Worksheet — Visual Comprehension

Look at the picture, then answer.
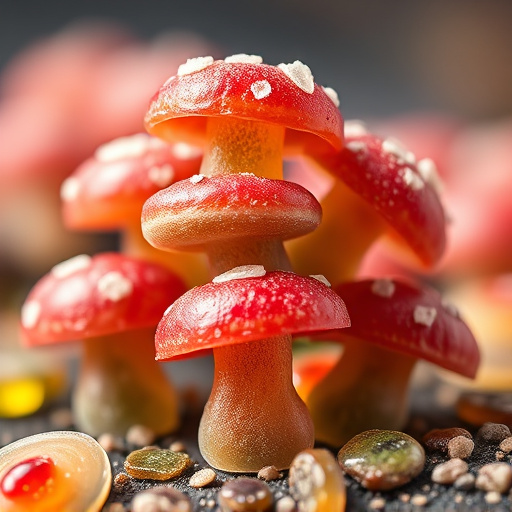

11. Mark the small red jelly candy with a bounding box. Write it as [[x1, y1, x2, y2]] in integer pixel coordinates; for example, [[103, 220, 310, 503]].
[[1, 456, 55, 500]]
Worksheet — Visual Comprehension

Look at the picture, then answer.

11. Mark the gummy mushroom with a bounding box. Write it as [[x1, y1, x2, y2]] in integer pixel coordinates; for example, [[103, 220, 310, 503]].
[[141, 55, 349, 472], [155, 267, 350, 472], [142, 53, 343, 274], [61, 133, 208, 287], [20, 253, 186, 437], [306, 278, 479, 447], [287, 120, 447, 283]]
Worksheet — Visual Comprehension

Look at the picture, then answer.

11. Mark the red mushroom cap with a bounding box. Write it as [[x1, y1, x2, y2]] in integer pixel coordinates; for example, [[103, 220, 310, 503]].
[[142, 173, 322, 251], [21, 253, 186, 345], [327, 278, 480, 378], [145, 56, 343, 157], [329, 126, 447, 267], [61, 134, 202, 230], [155, 268, 350, 361]]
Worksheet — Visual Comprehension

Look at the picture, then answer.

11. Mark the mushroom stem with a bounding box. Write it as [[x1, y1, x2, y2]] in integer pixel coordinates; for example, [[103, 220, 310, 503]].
[[199, 335, 314, 472], [307, 341, 416, 447], [73, 327, 180, 437], [208, 239, 292, 275], [121, 224, 208, 288], [200, 117, 285, 178], [287, 178, 386, 283]]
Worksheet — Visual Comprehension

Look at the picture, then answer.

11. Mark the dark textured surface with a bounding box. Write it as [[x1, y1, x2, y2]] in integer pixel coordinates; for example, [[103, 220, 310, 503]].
[[2, 374, 512, 511]]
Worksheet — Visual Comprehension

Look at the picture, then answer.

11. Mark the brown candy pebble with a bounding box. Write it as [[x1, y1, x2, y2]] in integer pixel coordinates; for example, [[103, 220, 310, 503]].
[[485, 491, 502, 504], [257, 465, 282, 481], [126, 425, 157, 447], [104, 504, 126, 512], [476, 423, 511, 444], [218, 478, 273, 512], [131, 486, 192, 512], [98, 432, 124, 452], [422, 428, 472, 453], [499, 436, 512, 453], [476, 463, 512, 493], [431, 458, 468, 484], [410, 494, 428, 507], [447, 436, 474, 459], [453, 473, 475, 491], [275, 496, 297, 512], [189, 468, 217, 488]]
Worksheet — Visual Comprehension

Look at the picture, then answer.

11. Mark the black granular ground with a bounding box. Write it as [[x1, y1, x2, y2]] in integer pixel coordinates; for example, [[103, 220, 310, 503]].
[[2, 379, 512, 511]]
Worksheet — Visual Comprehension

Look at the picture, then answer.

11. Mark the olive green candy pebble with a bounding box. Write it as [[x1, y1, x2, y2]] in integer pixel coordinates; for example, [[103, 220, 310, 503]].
[[124, 448, 192, 480], [337, 429, 425, 491]]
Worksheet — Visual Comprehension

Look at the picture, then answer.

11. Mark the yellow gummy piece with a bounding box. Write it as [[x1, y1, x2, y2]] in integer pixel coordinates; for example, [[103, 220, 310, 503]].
[[0, 377, 45, 418]]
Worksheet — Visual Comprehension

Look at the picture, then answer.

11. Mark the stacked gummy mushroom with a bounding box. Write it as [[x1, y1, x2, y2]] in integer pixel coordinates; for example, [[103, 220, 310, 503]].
[[141, 54, 351, 472]]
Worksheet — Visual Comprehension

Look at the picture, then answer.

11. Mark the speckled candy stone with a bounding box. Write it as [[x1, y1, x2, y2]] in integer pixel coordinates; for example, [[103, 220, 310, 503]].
[[337, 430, 425, 491]]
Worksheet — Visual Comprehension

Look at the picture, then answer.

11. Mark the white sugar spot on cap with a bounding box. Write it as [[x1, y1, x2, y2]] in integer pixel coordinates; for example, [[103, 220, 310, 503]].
[[224, 54, 263, 64], [346, 140, 367, 153], [344, 120, 368, 138], [190, 174, 205, 184], [213, 265, 266, 283], [277, 61, 315, 94], [417, 158, 444, 194], [250, 80, 272, 100], [60, 177, 80, 202], [441, 298, 460, 318], [309, 274, 331, 287], [401, 167, 425, 191], [177, 56, 214, 76], [52, 255, 92, 279], [413, 305, 437, 327], [97, 271, 133, 302], [147, 137, 168, 150], [371, 279, 396, 298], [382, 137, 416, 165], [172, 142, 202, 160], [148, 163, 174, 188], [21, 300, 41, 329], [322, 86, 340, 107], [95, 134, 152, 163]]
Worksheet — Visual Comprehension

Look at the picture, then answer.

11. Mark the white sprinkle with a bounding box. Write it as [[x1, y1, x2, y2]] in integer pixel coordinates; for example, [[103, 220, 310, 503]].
[[213, 265, 266, 283], [441, 298, 460, 318], [95, 134, 153, 163], [309, 274, 331, 287], [224, 53, 263, 64], [322, 86, 340, 107], [401, 167, 425, 191], [172, 142, 202, 160], [97, 271, 133, 302], [414, 305, 437, 327], [52, 255, 92, 279], [371, 279, 396, 298], [417, 158, 444, 194], [382, 137, 416, 165], [60, 177, 80, 202], [21, 300, 42, 329], [177, 56, 214, 76], [148, 163, 174, 188], [251, 80, 272, 99], [190, 174, 205, 184], [277, 60, 315, 94], [276, 496, 296, 512], [344, 120, 368, 138], [346, 140, 367, 153]]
